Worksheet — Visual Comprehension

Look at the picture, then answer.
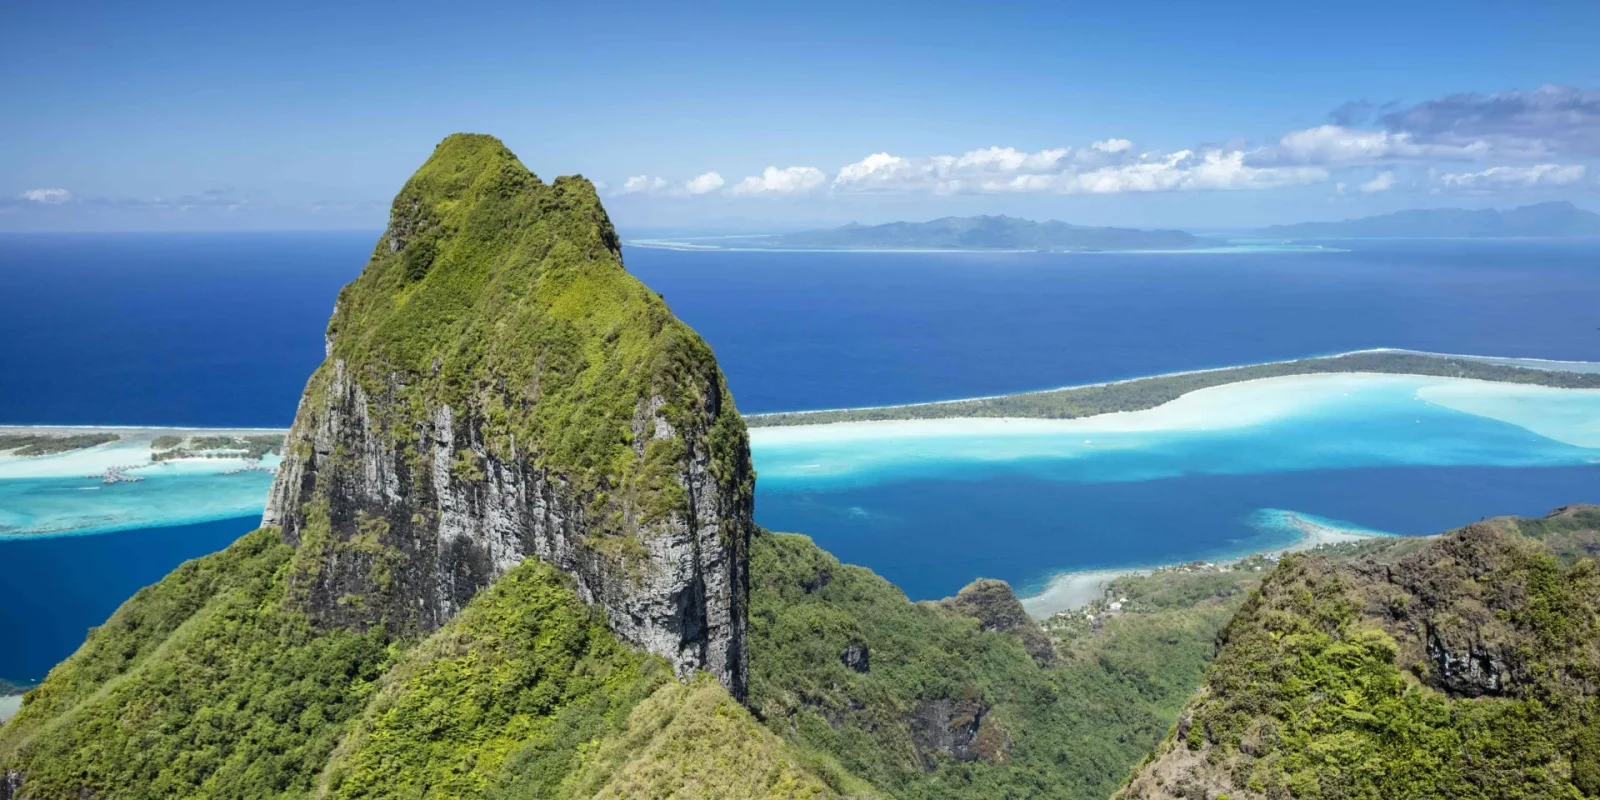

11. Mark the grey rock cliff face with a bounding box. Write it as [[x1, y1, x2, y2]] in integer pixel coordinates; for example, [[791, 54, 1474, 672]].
[[263, 358, 752, 700]]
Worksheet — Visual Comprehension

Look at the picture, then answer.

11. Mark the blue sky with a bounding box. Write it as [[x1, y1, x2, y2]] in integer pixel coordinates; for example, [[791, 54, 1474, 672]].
[[3, 0, 1598, 231]]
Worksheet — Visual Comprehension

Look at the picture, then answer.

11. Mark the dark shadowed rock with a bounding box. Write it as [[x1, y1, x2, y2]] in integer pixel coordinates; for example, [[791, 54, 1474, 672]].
[[938, 578, 1055, 664], [840, 641, 870, 673]]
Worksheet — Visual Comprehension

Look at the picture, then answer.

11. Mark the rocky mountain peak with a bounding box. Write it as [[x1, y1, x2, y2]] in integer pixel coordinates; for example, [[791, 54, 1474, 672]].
[[263, 133, 754, 698]]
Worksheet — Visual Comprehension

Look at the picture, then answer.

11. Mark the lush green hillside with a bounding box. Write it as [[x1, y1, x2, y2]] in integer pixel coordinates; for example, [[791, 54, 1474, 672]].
[[1117, 507, 1600, 800], [748, 530, 1250, 800], [0, 530, 837, 800]]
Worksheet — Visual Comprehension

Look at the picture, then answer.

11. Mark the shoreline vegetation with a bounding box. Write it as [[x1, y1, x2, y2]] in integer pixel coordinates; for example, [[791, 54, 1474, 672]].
[[6, 350, 1600, 449], [745, 349, 1600, 427], [0, 427, 290, 459], [0, 433, 120, 456], [1018, 511, 1397, 619]]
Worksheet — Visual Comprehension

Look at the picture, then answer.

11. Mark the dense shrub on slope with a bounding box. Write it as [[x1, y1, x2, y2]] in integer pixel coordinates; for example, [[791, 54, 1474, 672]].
[[748, 531, 1246, 800], [0, 531, 838, 800], [1117, 510, 1600, 800]]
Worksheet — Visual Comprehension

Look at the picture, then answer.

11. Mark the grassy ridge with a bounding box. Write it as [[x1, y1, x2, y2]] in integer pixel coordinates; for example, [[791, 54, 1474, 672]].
[[746, 351, 1600, 427]]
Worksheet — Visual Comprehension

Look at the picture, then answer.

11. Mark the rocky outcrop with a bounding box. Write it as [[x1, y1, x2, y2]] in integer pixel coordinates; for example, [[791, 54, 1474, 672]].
[[938, 578, 1055, 664], [908, 688, 1011, 767], [839, 641, 870, 673], [909, 695, 986, 764], [262, 134, 753, 699], [1115, 518, 1600, 799]]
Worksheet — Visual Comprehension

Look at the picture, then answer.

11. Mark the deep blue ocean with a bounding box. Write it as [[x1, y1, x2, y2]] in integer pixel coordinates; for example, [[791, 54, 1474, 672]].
[[2, 232, 1599, 683]]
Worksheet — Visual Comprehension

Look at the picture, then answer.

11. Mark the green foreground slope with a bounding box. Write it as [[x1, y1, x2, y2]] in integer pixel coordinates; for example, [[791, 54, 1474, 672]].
[[1117, 507, 1600, 800], [0, 529, 837, 800]]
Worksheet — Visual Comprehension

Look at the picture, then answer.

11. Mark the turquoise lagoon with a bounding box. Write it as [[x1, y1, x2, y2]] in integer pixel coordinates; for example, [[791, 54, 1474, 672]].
[[0, 432, 282, 539], [3, 372, 1599, 682], [749, 373, 1600, 602]]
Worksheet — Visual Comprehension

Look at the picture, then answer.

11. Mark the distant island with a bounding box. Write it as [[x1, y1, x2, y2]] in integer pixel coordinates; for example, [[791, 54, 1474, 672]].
[[748, 215, 1203, 251], [1259, 201, 1600, 239]]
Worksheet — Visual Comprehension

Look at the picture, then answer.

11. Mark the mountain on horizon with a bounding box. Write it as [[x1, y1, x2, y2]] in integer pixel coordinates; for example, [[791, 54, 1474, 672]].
[[1260, 201, 1600, 239], [759, 214, 1202, 251]]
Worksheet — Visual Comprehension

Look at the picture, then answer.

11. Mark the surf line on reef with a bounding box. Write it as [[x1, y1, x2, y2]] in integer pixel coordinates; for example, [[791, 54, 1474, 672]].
[[1017, 509, 1401, 620]]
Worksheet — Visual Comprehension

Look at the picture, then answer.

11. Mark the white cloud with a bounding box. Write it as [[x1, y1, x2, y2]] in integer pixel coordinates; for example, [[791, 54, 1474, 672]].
[[832, 146, 1326, 195], [618, 173, 724, 197], [831, 147, 1080, 194], [833, 153, 923, 191], [1091, 138, 1133, 153], [1434, 163, 1587, 190], [728, 166, 827, 196], [1360, 171, 1396, 193], [1271, 125, 1490, 165], [619, 175, 670, 195], [684, 171, 725, 196], [946, 146, 1071, 172], [21, 188, 72, 204]]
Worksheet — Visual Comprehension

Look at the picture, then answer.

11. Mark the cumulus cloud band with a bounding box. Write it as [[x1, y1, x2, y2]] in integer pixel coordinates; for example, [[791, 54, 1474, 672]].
[[729, 166, 826, 196], [21, 188, 72, 204]]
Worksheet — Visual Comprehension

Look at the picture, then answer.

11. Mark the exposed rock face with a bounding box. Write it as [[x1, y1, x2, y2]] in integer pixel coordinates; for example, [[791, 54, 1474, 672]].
[[909, 694, 987, 765], [938, 578, 1055, 664], [263, 134, 753, 699], [908, 689, 1010, 767], [839, 641, 870, 673], [0, 770, 20, 800]]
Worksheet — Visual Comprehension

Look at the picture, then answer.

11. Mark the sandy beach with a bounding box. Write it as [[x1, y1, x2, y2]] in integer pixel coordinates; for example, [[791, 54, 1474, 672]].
[[1018, 510, 1386, 619], [0, 694, 21, 723]]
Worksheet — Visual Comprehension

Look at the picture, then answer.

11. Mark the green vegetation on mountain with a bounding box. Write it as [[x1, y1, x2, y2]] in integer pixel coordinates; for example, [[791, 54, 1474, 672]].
[[0, 529, 832, 800], [759, 215, 1200, 251], [1260, 201, 1600, 239], [316, 133, 739, 495], [747, 531, 1247, 800], [0, 529, 391, 799], [746, 350, 1600, 427], [0, 432, 119, 456], [0, 134, 780, 799], [1117, 506, 1600, 800]]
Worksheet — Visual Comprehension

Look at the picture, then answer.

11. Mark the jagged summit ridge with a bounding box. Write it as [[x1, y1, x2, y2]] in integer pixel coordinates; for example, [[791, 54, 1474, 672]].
[[263, 134, 754, 697]]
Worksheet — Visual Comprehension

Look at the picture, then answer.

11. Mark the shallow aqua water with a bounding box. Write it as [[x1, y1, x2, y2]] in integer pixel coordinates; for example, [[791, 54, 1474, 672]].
[[750, 375, 1600, 489], [0, 436, 280, 539], [748, 374, 1600, 600]]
